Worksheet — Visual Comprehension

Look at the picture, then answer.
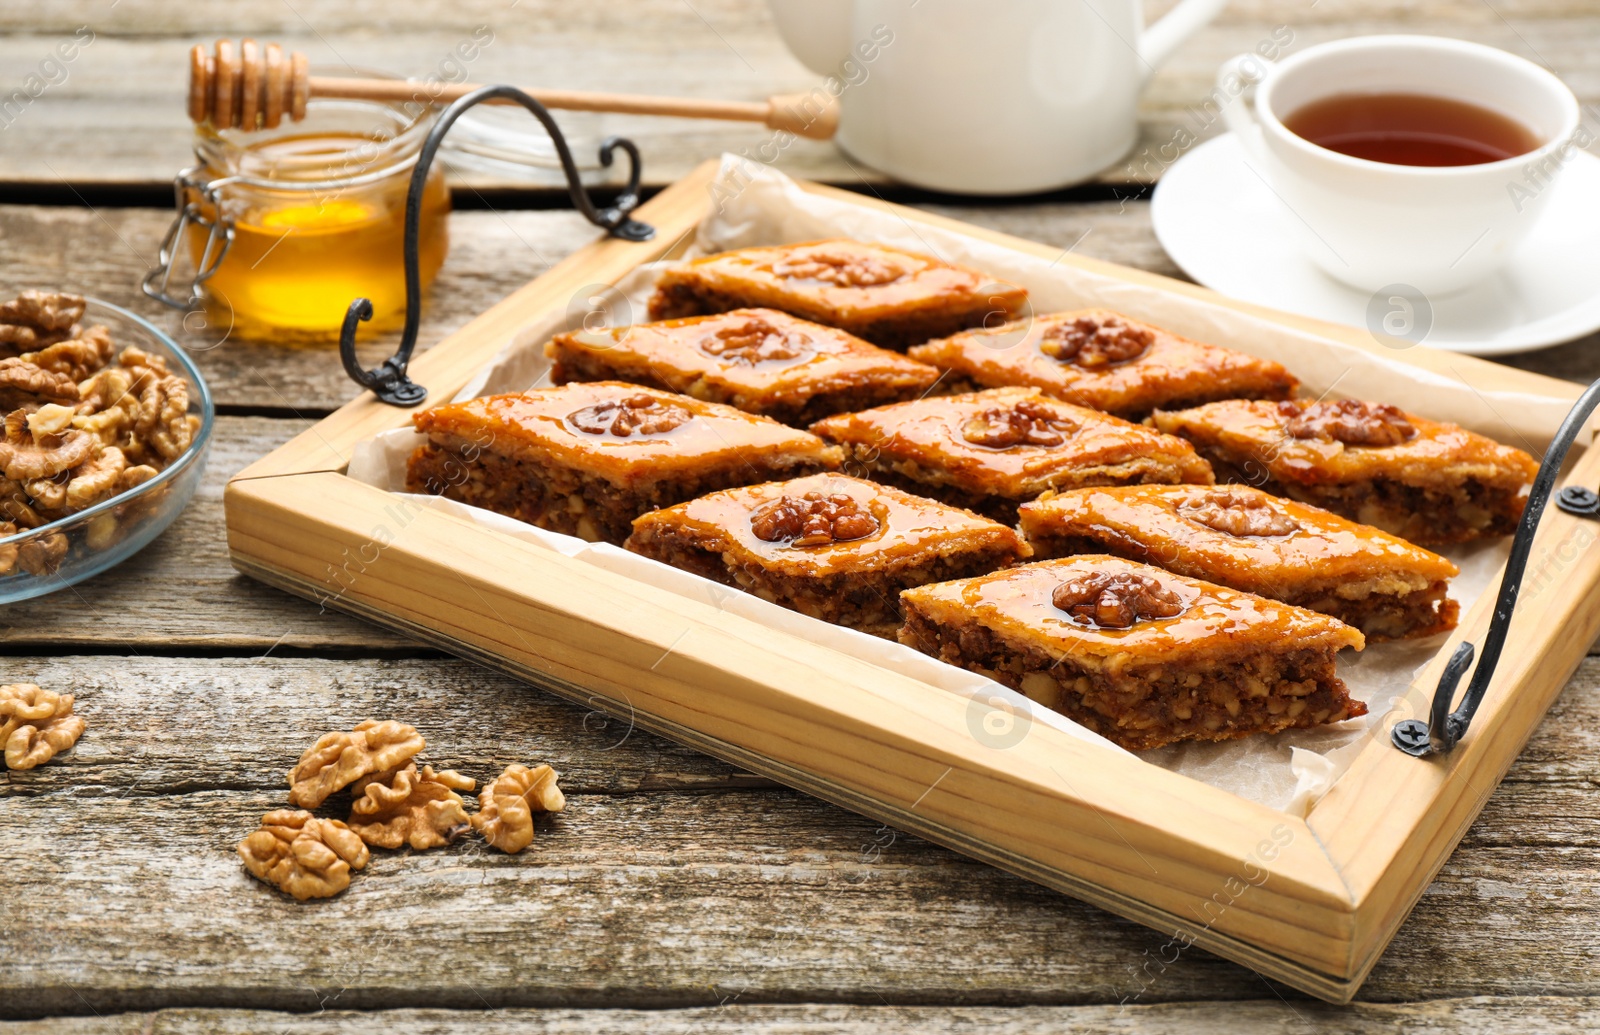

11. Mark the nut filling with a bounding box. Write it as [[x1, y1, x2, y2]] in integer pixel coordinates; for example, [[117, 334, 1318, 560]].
[[567, 394, 693, 437], [961, 399, 1077, 449], [1040, 316, 1154, 367], [899, 608, 1366, 752], [1180, 489, 1300, 538], [751, 491, 880, 547], [772, 249, 906, 288], [696, 317, 812, 366], [1052, 571, 1186, 629], [1279, 399, 1416, 446]]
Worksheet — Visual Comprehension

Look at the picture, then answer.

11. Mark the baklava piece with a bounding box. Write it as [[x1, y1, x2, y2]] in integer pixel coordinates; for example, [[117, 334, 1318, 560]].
[[907, 309, 1298, 418], [898, 555, 1367, 751], [1019, 485, 1459, 641], [546, 308, 942, 426], [406, 382, 842, 544], [625, 473, 1029, 638], [809, 386, 1213, 523], [1151, 399, 1540, 546], [647, 239, 1029, 350]]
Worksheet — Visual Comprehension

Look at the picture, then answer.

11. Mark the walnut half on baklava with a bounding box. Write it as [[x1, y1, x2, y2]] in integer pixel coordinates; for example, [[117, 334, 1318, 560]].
[[908, 309, 1298, 418], [1151, 399, 1540, 546], [545, 308, 942, 426], [1019, 485, 1460, 641], [625, 473, 1029, 638], [898, 555, 1367, 751], [647, 239, 1029, 350], [405, 382, 842, 544], [809, 387, 1214, 523]]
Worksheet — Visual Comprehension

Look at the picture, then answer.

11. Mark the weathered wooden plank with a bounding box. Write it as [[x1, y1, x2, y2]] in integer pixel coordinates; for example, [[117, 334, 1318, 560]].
[[0, 416, 411, 651], [0, 27, 843, 190], [3, 203, 1592, 415], [9, 998, 1600, 1035], [0, 3, 1594, 189], [2, 789, 1597, 1014], [1497, 338, 1600, 387], [0, 657, 750, 796], [12, 0, 1598, 36], [0, 655, 1595, 1015], [0, 786, 1263, 1014]]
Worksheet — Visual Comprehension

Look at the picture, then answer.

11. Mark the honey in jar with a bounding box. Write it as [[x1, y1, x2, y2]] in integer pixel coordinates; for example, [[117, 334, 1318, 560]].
[[164, 98, 449, 343]]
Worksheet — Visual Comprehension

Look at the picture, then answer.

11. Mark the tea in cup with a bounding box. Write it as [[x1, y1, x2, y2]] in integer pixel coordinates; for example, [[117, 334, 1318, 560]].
[[1218, 35, 1583, 296]]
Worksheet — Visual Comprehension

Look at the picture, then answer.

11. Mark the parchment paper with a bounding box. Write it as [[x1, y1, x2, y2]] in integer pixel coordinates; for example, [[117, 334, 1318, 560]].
[[350, 155, 1574, 814]]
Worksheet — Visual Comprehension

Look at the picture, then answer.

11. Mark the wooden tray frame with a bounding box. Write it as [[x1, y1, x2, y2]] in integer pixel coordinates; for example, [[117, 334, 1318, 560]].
[[225, 161, 1600, 1003]]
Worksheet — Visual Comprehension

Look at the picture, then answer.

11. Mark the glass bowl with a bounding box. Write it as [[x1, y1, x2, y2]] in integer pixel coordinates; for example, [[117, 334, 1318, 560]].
[[0, 298, 215, 604]]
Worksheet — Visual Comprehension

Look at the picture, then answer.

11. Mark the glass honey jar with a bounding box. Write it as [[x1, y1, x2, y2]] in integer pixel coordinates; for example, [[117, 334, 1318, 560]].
[[146, 97, 449, 343]]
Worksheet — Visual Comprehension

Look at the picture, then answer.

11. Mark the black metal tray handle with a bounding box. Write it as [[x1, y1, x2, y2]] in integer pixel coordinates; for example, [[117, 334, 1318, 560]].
[[340, 85, 655, 407], [1392, 375, 1600, 756]]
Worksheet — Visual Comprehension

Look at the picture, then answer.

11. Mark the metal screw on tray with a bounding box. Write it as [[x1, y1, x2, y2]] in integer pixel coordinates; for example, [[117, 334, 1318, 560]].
[[1391, 375, 1600, 757], [1390, 720, 1432, 756], [1556, 485, 1600, 516]]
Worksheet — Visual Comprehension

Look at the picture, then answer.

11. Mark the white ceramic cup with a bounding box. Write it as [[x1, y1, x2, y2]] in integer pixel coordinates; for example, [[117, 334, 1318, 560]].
[[1218, 35, 1581, 296]]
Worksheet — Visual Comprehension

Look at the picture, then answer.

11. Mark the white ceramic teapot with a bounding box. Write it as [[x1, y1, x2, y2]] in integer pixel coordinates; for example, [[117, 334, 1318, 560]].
[[769, 0, 1227, 194]]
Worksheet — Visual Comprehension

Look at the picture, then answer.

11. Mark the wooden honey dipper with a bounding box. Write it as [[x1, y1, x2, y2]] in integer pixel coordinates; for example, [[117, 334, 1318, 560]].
[[188, 39, 840, 141]]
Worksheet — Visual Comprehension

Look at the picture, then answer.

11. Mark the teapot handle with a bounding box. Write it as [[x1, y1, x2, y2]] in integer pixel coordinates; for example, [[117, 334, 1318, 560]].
[[1139, 0, 1229, 80]]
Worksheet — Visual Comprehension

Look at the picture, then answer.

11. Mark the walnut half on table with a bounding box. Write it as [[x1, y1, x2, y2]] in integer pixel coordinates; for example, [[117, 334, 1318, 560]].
[[347, 762, 476, 850], [286, 719, 426, 809], [474, 763, 567, 854], [0, 682, 86, 770], [238, 810, 371, 901]]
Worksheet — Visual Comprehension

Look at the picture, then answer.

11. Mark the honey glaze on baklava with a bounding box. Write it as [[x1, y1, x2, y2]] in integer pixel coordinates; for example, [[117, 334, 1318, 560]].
[[625, 473, 1028, 638], [647, 239, 1029, 350], [898, 555, 1367, 751], [1151, 398, 1539, 546], [1019, 484, 1460, 641], [810, 386, 1213, 523], [546, 308, 941, 426], [908, 309, 1298, 417], [405, 382, 842, 544]]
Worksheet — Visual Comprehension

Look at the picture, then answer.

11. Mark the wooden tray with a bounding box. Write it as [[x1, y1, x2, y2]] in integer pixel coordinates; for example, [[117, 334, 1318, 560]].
[[224, 161, 1600, 1002]]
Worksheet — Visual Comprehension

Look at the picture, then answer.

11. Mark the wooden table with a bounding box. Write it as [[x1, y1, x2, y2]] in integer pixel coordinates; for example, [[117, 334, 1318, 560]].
[[4, 2, 1599, 1031]]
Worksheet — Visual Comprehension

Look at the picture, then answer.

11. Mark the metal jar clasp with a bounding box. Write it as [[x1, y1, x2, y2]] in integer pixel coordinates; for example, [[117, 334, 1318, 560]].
[[142, 165, 237, 310]]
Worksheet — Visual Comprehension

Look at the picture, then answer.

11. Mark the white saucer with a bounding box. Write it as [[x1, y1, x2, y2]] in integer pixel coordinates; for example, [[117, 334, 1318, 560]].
[[1151, 133, 1600, 356]]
